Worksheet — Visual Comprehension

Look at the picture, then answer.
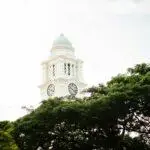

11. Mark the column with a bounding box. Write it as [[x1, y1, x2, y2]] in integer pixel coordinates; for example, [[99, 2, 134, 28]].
[[42, 63, 48, 83]]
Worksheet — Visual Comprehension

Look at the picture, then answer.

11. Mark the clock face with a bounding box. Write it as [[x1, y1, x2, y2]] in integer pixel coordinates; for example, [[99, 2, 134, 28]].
[[68, 83, 78, 96], [47, 84, 55, 96]]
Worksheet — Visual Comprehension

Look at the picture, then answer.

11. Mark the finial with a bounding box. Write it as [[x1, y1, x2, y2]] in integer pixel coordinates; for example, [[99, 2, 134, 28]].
[[60, 33, 64, 36]]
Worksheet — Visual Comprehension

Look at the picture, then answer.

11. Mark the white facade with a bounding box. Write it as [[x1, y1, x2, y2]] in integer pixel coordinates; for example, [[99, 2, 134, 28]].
[[39, 34, 87, 100]]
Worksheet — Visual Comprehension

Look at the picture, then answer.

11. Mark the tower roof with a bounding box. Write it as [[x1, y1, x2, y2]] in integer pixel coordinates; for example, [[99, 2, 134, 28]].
[[52, 33, 73, 49]]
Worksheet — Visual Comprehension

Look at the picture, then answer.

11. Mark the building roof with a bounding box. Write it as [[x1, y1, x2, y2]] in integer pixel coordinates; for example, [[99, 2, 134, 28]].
[[52, 33, 72, 48]]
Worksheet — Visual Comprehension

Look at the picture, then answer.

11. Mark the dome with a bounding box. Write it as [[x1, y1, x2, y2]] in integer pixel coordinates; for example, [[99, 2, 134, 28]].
[[52, 33, 73, 49]]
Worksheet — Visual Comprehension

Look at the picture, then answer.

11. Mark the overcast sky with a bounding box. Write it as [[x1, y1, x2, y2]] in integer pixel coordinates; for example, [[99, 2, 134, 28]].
[[0, 0, 150, 121]]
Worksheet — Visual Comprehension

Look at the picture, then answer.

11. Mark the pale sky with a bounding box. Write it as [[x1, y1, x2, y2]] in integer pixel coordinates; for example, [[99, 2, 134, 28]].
[[0, 0, 150, 121]]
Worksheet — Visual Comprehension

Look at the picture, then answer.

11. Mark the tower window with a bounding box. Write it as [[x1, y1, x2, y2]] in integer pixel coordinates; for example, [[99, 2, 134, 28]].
[[53, 65, 55, 76], [68, 63, 70, 76], [64, 63, 67, 74], [72, 64, 74, 76]]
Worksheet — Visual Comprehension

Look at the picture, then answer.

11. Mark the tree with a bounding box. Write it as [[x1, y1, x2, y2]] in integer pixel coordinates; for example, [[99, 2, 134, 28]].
[[0, 121, 18, 150], [12, 63, 150, 149]]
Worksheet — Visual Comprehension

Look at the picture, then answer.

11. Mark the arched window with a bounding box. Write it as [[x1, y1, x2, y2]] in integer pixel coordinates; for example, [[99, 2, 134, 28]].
[[72, 64, 74, 76], [53, 64, 55, 76], [64, 63, 67, 74], [68, 63, 70, 75]]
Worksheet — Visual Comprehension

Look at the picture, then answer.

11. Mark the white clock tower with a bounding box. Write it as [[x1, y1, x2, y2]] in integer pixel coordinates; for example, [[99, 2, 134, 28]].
[[39, 34, 87, 100]]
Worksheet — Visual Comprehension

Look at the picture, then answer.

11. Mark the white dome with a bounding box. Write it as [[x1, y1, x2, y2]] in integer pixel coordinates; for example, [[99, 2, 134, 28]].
[[52, 34, 73, 49]]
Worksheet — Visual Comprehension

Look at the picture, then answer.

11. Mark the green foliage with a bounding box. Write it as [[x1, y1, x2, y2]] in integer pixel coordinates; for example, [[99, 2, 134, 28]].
[[0, 121, 18, 150], [12, 63, 150, 150], [127, 63, 150, 75]]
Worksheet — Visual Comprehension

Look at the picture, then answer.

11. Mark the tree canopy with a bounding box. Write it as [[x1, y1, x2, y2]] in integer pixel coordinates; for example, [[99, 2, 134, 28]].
[[8, 63, 150, 149]]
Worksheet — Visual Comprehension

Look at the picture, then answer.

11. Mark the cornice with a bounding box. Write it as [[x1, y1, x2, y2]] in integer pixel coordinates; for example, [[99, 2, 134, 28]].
[[41, 55, 81, 65]]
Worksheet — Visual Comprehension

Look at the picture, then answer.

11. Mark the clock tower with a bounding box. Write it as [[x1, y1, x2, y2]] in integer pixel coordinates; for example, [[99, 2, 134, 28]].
[[39, 34, 87, 100]]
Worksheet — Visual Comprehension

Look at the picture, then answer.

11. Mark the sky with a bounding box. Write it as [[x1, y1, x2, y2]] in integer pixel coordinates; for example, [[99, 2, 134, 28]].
[[0, 0, 150, 121]]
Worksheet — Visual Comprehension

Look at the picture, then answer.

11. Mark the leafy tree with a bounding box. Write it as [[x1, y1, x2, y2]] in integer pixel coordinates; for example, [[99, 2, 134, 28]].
[[12, 63, 150, 150], [0, 121, 18, 150]]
